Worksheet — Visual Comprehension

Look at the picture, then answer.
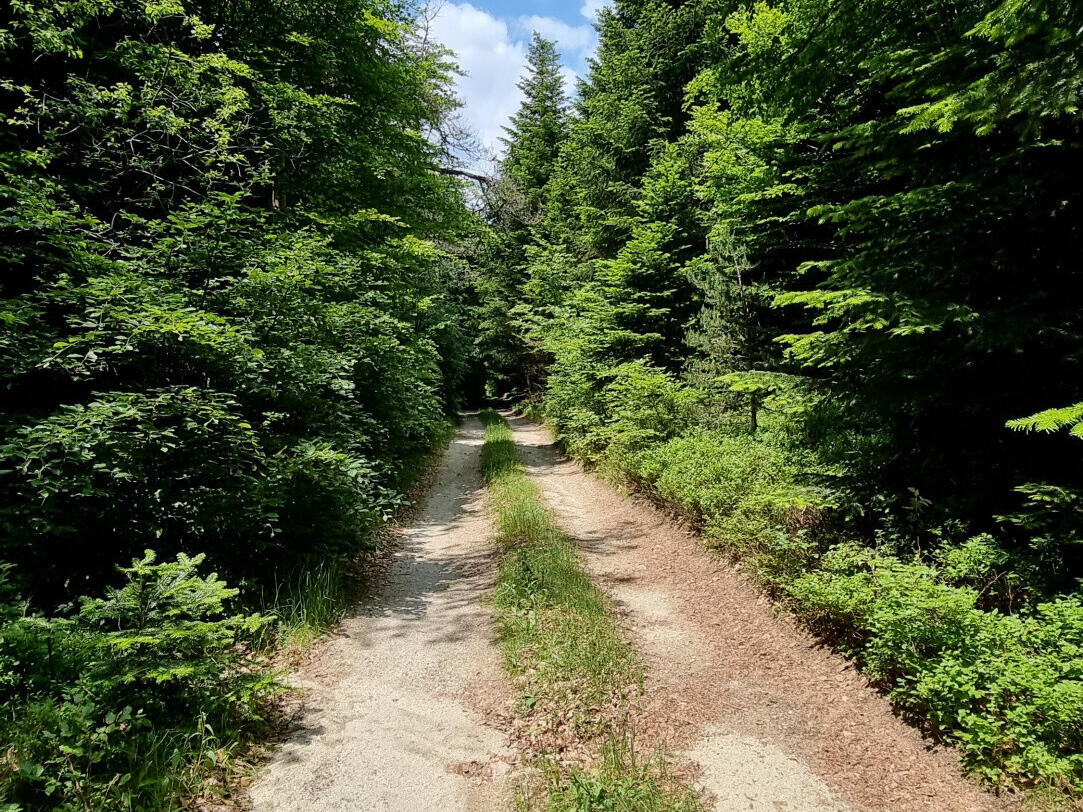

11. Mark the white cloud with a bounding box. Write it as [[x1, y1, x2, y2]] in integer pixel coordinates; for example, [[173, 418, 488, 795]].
[[429, 2, 613, 169], [519, 15, 595, 51], [429, 3, 526, 162], [580, 0, 612, 22], [560, 66, 581, 98]]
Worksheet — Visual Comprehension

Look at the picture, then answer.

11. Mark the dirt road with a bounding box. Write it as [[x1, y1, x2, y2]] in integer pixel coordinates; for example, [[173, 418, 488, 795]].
[[248, 415, 512, 811], [506, 413, 1011, 812], [247, 412, 1014, 812]]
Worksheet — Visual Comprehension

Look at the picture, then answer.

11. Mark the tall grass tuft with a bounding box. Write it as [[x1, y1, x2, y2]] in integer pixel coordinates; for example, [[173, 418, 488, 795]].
[[258, 561, 351, 650]]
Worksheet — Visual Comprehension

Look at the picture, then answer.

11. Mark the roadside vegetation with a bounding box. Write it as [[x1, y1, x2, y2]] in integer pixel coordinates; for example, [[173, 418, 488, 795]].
[[0, 1, 480, 807], [480, 409, 700, 811], [481, 0, 1083, 800]]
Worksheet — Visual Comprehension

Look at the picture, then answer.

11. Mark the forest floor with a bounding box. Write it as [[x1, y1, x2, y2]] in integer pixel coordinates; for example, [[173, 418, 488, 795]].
[[245, 412, 1017, 811]]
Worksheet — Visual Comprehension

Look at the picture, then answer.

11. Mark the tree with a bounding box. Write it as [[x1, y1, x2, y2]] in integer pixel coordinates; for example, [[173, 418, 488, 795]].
[[501, 33, 569, 215], [477, 33, 569, 395], [529, 0, 712, 433], [0, 0, 479, 604]]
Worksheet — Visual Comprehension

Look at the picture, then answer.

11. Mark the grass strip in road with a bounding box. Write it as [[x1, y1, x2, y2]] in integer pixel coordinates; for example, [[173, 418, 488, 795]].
[[479, 409, 700, 811]]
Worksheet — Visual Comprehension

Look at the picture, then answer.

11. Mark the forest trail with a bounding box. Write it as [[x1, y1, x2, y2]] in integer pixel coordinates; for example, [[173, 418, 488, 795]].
[[248, 415, 513, 812], [505, 413, 1013, 812]]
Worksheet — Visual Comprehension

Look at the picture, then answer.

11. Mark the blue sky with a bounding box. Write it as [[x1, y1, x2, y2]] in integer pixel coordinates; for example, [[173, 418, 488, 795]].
[[428, 1, 610, 166]]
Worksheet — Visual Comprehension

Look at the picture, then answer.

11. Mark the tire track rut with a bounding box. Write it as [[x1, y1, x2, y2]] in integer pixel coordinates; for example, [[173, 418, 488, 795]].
[[249, 415, 513, 811], [506, 412, 1012, 812]]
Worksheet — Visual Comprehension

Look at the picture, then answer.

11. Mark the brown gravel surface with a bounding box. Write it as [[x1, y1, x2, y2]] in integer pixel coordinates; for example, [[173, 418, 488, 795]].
[[506, 412, 1018, 812], [247, 415, 514, 812]]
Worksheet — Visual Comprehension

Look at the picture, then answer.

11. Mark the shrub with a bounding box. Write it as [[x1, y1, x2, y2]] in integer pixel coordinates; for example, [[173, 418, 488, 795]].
[[0, 552, 277, 810], [596, 362, 701, 466], [787, 546, 1083, 789], [630, 429, 829, 582], [0, 389, 272, 604]]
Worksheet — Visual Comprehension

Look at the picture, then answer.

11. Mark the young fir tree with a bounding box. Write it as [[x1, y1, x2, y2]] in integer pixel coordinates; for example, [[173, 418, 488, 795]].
[[540, 0, 708, 260]]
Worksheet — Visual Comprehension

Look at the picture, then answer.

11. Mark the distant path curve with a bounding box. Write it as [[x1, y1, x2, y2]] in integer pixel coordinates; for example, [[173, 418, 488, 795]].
[[248, 415, 512, 812], [506, 412, 1014, 812]]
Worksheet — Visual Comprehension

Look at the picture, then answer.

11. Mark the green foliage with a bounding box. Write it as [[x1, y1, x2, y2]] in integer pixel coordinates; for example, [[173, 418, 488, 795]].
[[541, 361, 700, 466], [502, 34, 570, 215], [718, 0, 1082, 521], [487, 0, 1083, 794], [788, 546, 1083, 789], [638, 429, 824, 568], [1008, 403, 1083, 440], [1, 0, 478, 605], [1, 0, 478, 804], [0, 552, 277, 809], [477, 34, 569, 395], [2, 389, 271, 595]]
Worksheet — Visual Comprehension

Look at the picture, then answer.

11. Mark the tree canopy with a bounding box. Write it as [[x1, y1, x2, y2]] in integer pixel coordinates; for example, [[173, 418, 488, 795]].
[[482, 0, 1083, 792]]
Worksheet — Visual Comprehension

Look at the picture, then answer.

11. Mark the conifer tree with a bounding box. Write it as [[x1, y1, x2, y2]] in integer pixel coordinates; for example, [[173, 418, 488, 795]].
[[526, 0, 711, 423], [501, 33, 569, 217], [477, 33, 568, 394]]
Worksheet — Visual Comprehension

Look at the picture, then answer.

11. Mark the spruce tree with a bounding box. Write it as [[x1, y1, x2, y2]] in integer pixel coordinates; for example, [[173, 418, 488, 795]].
[[477, 33, 568, 394], [501, 33, 569, 217]]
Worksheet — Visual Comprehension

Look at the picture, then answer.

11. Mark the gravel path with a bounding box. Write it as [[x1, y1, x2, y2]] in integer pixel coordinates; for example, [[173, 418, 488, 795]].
[[506, 413, 1015, 812], [248, 415, 513, 812]]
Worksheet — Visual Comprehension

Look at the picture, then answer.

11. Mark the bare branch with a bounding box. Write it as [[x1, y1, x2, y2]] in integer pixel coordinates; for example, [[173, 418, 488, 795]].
[[436, 165, 494, 186]]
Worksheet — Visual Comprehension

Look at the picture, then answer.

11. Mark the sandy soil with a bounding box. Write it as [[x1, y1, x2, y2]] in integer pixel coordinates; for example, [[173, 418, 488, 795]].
[[247, 415, 513, 812], [506, 412, 1017, 812]]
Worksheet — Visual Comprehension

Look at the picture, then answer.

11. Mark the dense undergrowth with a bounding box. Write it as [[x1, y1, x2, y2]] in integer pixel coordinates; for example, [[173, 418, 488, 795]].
[[0, 0, 481, 807], [0, 553, 276, 810], [0, 419, 454, 811], [480, 410, 700, 812]]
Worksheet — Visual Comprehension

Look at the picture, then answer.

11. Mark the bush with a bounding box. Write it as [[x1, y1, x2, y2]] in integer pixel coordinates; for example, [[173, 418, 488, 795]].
[[0, 552, 277, 810], [787, 546, 1083, 788], [631, 429, 829, 582], [0, 390, 276, 600], [595, 362, 701, 466]]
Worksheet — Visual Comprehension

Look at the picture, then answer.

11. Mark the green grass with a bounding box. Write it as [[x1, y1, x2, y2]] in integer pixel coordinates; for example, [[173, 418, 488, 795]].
[[480, 409, 701, 811], [261, 417, 461, 652], [542, 730, 702, 812], [397, 416, 458, 489], [256, 561, 352, 651], [481, 409, 639, 713]]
